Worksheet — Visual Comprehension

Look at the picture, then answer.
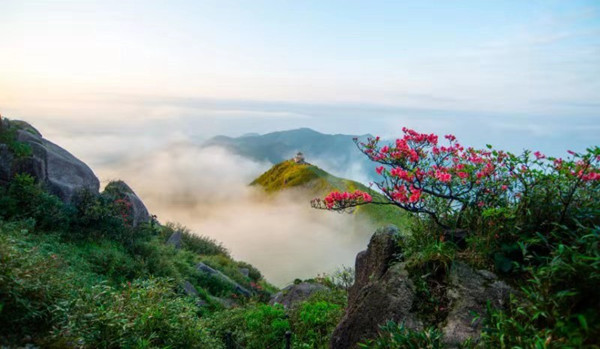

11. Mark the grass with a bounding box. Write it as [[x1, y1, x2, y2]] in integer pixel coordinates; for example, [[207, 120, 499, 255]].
[[252, 160, 411, 228]]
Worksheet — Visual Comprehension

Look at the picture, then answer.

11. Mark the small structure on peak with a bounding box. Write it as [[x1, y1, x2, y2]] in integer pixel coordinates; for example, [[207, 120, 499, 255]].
[[293, 152, 306, 164]]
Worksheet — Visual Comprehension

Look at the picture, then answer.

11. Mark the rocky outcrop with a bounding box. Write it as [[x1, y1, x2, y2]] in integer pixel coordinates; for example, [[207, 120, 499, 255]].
[[331, 225, 514, 349], [103, 180, 150, 227], [196, 262, 251, 297], [270, 282, 330, 309], [2, 120, 100, 202], [0, 144, 13, 184], [331, 225, 421, 349], [166, 230, 184, 249], [442, 262, 513, 347]]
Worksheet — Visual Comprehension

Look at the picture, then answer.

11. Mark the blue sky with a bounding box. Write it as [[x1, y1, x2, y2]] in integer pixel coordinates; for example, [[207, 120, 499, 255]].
[[0, 0, 598, 162]]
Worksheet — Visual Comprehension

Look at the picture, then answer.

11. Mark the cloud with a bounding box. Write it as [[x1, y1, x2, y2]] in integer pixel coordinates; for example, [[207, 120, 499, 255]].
[[97, 144, 376, 286]]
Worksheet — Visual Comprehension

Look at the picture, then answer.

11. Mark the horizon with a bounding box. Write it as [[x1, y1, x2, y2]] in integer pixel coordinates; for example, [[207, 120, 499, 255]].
[[0, 1, 598, 169]]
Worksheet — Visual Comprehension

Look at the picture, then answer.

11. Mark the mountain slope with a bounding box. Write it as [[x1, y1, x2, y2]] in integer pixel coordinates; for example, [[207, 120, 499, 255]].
[[251, 160, 410, 228]]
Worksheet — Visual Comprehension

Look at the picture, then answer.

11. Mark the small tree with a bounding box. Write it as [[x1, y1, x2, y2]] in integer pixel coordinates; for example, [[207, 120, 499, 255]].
[[311, 127, 600, 231]]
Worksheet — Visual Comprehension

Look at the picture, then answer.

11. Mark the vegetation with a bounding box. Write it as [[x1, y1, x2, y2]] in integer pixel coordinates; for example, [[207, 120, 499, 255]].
[[252, 159, 411, 228], [205, 287, 346, 349], [0, 120, 346, 348], [316, 128, 600, 347]]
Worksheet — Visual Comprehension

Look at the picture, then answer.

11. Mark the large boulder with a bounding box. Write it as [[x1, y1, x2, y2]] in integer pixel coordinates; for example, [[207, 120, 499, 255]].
[[330, 225, 514, 349], [0, 144, 13, 184], [103, 180, 150, 227], [442, 262, 513, 347], [331, 225, 421, 349], [195, 262, 251, 297], [12, 122, 100, 202], [270, 282, 330, 309]]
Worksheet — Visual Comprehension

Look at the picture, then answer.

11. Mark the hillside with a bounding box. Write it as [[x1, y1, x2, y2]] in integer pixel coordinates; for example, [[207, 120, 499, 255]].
[[0, 119, 345, 348], [251, 159, 411, 228]]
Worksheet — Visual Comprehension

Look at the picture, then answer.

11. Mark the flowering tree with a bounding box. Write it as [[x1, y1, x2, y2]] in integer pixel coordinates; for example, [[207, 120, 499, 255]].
[[311, 127, 600, 230]]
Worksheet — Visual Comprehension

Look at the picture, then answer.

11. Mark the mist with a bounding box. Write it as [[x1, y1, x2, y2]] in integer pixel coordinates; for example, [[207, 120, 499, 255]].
[[98, 144, 377, 286]]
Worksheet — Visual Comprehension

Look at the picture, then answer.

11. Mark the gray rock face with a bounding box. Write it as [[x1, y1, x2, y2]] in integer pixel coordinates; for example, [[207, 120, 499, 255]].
[[331, 226, 421, 349], [350, 225, 401, 305], [330, 225, 514, 349], [270, 282, 330, 309], [14, 125, 100, 202], [442, 262, 513, 347], [195, 262, 251, 297], [239, 267, 250, 278], [0, 144, 13, 184], [103, 180, 150, 227], [181, 280, 209, 307], [182, 280, 199, 297], [166, 230, 183, 249]]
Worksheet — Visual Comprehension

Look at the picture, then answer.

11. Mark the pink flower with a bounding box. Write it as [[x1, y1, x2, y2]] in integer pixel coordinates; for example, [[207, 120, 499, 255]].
[[435, 170, 452, 183], [444, 134, 456, 142], [534, 151, 545, 160], [501, 185, 508, 191], [408, 188, 422, 203], [376, 166, 385, 175], [390, 168, 413, 181]]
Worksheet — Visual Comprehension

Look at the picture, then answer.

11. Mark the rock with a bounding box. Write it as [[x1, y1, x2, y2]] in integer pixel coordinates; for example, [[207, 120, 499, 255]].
[[239, 267, 250, 278], [331, 226, 421, 349], [14, 125, 100, 202], [442, 262, 513, 347], [210, 296, 236, 309], [9, 120, 42, 137], [103, 180, 150, 227], [0, 144, 13, 184], [182, 280, 199, 297], [270, 282, 329, 309], [11, 141, 46, 182], [181, 280, 209, 307], [166, 230, 183, 249], [196, 262, 251, 297], [443, 229, 469, 249], [350, 225, 401, 305], [330, 225, 515, 348]]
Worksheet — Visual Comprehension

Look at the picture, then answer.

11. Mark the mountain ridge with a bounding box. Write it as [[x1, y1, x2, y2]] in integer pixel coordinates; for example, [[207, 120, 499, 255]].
[[251, 159, 410, 228]]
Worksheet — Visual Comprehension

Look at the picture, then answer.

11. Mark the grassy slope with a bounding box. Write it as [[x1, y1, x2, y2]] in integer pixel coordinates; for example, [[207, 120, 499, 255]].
[[251, 160, 411, 228]]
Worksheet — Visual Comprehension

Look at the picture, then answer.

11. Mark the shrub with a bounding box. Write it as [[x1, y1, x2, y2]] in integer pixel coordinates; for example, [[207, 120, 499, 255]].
[[358, 321, 444, 349], [0, 174, 70, 230], [205, 303, 290, 349], [50, 278, 221, 348], [69, 189, 131, 242], [0, 120, 32, 158], [0, 220, 74, 341], [290, 299, 343, 348]]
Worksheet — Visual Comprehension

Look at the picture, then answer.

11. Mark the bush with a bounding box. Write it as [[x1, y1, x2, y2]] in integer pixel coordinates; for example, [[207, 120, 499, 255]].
[[206, 303, 290, 349], [69, 189, 132, 242], [358, 321, 444, 349], [50, 278, 222, 348], [0, 174, 70, 230], [290, 299, 343, 348], [0, 220, 74, 341], [0, 120, 32, 158]]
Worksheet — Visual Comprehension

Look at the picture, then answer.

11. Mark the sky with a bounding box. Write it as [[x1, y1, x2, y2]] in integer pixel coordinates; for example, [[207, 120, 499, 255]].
[[0, 0, 599, 284], [0, 1, 598, 158]]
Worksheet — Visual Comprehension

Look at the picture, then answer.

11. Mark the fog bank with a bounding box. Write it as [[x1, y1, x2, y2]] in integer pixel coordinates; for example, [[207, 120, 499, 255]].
[[98, 145, 375, 286]]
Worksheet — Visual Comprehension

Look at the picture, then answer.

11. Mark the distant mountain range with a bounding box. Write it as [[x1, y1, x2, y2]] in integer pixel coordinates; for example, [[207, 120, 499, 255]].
[[203, 128, 377, 183]]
